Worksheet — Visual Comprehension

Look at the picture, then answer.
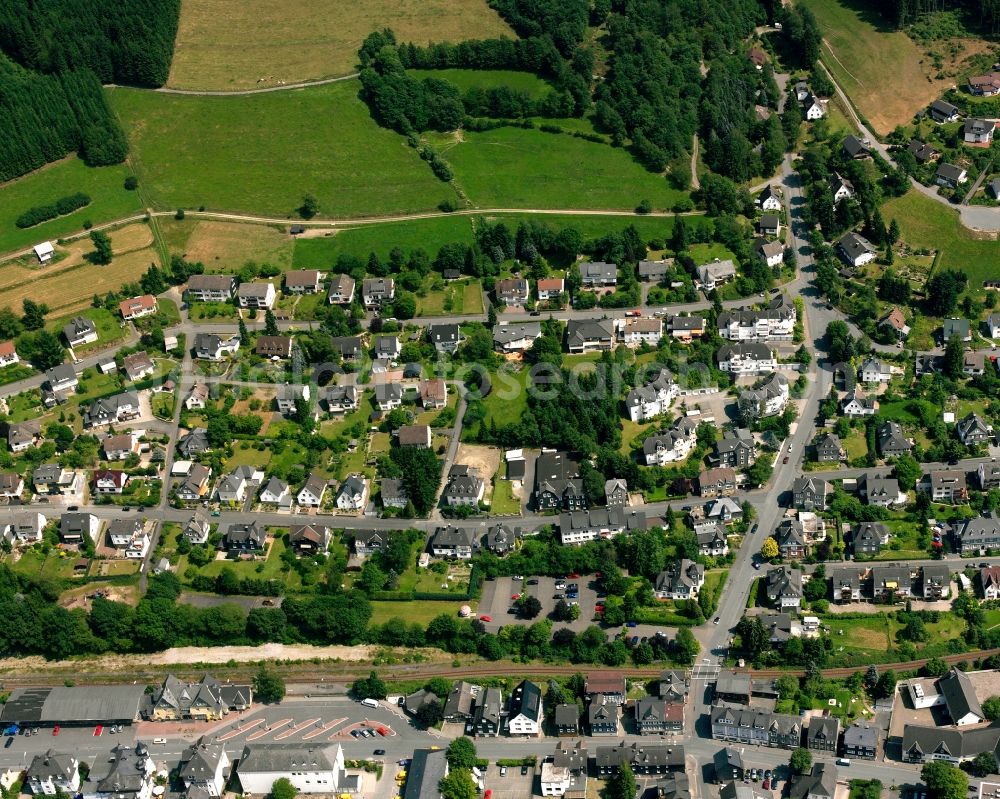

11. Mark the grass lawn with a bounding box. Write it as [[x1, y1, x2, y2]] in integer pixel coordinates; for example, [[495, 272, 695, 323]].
[[192, 535, 302, 589], [491, 473, 521, 515], [110, 81, 458, 218], [0, 157, 143, 257], [167, 0, 513, 90], [875, 398, 937, 425], [0, 363, 36, 388], [45, 307, 126, 353], [320, 399, 371, 440], [431, 126, 688, 211], [369, 599, 467, 626], [842, 428, 868, 461], [409, 69, 552, 97], [152, 392, 175, 419], [882, 189, 998, 289], [160, 219, 295, 272], [189, 302, 239, 321], [619, 417, 658, 455], [798, 0, 972, 134], [416, 278, 484, 316], [225, 441, 273, 470], [476, 367, 530, 433], [874, 520, 929, 560], [689, 242, 737, 264], [8, 548, 81, 582]]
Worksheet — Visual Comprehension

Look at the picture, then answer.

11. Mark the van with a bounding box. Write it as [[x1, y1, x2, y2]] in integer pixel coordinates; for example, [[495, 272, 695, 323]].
[[360, 698, 380, 709], [836, 758, 851, 767], [153, 738, 167, 745]]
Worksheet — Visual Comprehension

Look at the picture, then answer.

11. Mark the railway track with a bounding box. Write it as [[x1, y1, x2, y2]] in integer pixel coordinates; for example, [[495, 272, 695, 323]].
[[1, 648, 995, 690]]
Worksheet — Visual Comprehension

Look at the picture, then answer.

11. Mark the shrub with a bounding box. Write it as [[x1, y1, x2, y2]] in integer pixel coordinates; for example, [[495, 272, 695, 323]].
[[16, 193, 91, 228]]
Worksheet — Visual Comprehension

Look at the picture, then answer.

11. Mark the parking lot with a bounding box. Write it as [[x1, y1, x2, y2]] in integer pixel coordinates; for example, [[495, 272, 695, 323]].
[[478, 575, 601, 633], [483, 762, 535, 799]]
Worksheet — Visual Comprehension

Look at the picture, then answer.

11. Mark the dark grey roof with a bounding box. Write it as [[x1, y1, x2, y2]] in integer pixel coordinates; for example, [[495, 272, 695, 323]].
[[940, 668, 984, 723], [844, 722, 878, 750], [508, 680, 542, 723], [789, 764, 837, 799], [238, 743, 332, 774], [403, 749, 448, 799], [936, 162, 966, 182], [554, 703, 579, 728], [837, 231, 876, 261]]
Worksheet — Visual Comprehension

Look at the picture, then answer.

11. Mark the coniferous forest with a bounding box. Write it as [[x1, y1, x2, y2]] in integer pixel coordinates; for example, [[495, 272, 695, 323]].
[[0, 0, 180, 181]]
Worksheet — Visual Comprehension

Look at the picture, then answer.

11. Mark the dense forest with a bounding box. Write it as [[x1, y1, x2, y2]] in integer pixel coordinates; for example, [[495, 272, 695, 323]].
[[359, 0, 799, 188], [884, 0, 1000, 33], [0, 0, 180, 181]]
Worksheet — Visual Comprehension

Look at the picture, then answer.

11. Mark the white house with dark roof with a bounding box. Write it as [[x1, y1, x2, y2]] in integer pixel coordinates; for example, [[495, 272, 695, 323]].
[[327, 274, 355, 305], [62, 316, 98, 347], [566, 318, 614, 353], [283, 270, 322, 294], [362, 277, 395, 307], [716, 342, 777, 374], [297, 473, 327, 507], [335, 474, 368, 511], [579, 261, 617, 287], [27, 750, 80, 796], [837, 232, 876, 268]]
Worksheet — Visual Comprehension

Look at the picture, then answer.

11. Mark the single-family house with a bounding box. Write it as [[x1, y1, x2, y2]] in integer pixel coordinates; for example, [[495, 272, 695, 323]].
[[957, 412, 992, 445], [223, 521, 265, 553], [696, 259, 737, 290], [494, 322, 542, 353], [335, 475, 368, 511], [579, 261, 617, 287], [362, 277, 395, 308], [289, 524, 330, 555], [964, 118, 995, 145], [297, 473, 327, 507], [936, 163, 968, 188], [930, 100, 960, 123], [255, 335, 293, 359], [194, 333, 240, 360], [716, 342, 777, 374], [507, 680, 543, 737], [428, 323, 462, 353], [837, 232, 877, 268], [443, 465, 484, 507], [566, 318, 614, 353], [654, 559, 705, 600], [327, 274, 355, 305], [430, 525, 476, 559], [496, 278, 530, 306], [62, 316, 98, 347], [119, 295, 158, 321], [283, 270, 322, 294], [535, 451, 587, 510], [374, 382, 403, 410], [108, 518, 150, 558], [186, 274, 235, 302], [94, 469, 130, 495], [699, 467, 737, 498], [398, 424, 431, 448], [122, 351, 155, 382], [177, 463, 212, 501]]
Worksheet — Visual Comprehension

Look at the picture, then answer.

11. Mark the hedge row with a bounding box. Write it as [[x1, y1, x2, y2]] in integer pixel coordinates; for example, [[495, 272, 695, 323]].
[[16, 192, 90, 228]]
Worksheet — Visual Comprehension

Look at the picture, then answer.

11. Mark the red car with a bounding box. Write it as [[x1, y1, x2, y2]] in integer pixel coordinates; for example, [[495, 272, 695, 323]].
[[511, 594, 520, 600], [52, 726, 60, 736], [479, 615, 492, 622], [595, 604, 605, 612], [94, 725, 103, 736], [568, 572, 580, 578]]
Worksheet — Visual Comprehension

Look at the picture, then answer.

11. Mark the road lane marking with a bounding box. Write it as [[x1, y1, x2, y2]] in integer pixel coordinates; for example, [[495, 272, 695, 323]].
[[217, 718, 265, 741], [246, 718, 291, 741], [303, 718, 345, 740], [274, 718, 320, 740]]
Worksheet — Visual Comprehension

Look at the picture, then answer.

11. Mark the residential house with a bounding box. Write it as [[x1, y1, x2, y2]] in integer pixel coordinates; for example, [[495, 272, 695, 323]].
[[831, 173, 855, 204], [716, 342, 777, 373], [658, 671, 688, 704], [983, 565, 1000, 600], [93, 469, 129, 495], [789, 764, 837, 799], [634, 698, 683, 735], [579, 261, 618, 287], [58, 512, 100, 545], [194, 333, 240, 361], [184, 513, 210, 545], [289, 524, 330, 555], [943, 317, 972, 342], [803, 93, 826, 120], [335, 474, 368, 511], [880, 307, 911, 340], [374, 382, 403, 410], [496, 278, 530, 306], [837, 232, 877, 268], [471, 687, 503, 737], [877, 421, 912, 458], [594, 741, 685, 777], [428, 323, 462, 353], [860, 358, 893, 384], [642, 418, 698, 466], [185, 383, 209, 410], [940, 668, 985, 725], [979, 462, 1000, 490], [108, 518, 149, 558], [482, 523, 519, 555], [26, 751, 80, 796], [398, 424, 431, 448], [443, 680, 480, 723], [419, 379, 447, 409], [930, 99, 961, 121], [748, 46, 766, 69], [119, 295, 158, 321], [775, 519, 808, 560], [710, 705, 801, 748], [178, 737, 230, 797], [585, 675, 627, 706], [121, 351, 155, 382], [619, 316, 663, 347], [0, 341, 18, 369], [831, 568, 863, 603], [969, 72, 1000, 95], [507, 680, 543, 737], [813, 432, 845, 463], [860, 474, 904, 507], [297, 473, 327, 508], [964, 118, 995, 145], [494, 322, 542, 353], [553, 705, 580, 738], [322, 384, 359, 414], [537, 277, 565, 300], [872, 564, 913, 600], [766, 566, 802, 609], [372, 335, 400, 361], [756, 239, 784, 267], [402, 689, 439, 719], [565, 318, 614, 353], [62, 316, 98, 347], [236, 743, 346, 794], [32, 464, 83, 496], [843, 722, 878, 760], [757, 184, 782, 211], [908, 140, 940, 163], [0, 472, 24, 499], [177, 463, 212, 502], [758, 213, 780, 236], [587, 695, 620, 736], [957, 413, 992, 446], [699, 467, 738, 498], [442, 465, 484, 507], [843, 135, 871, 159], [841, 388, 878, 417], [401, 749, 447, 799], [11, 512, 45, 543], [696, 259, 737, 290], [84, 391, 140, 428], [276, 384, 309, 416], [936, 163, 968, 188], [605, 479, 629, 508], [715, 429, 755, 469], [923, 563, 951, 599], [963, 350, 986, 376], [186, 274, 235, 302], [7, 421, 39, 453], [430, 525, 476, 559], [557, 508, 646, 545], [215, 471, 248, 504], [362, 277, 395, 308], [791, 476, 831, 511], [283, 270, 322, 294], [697, 524, 729, 557], [986, 313, 1000, 338], [626, 367, 678, 422], [654, 559, 705, 600], [45, 364, 78, 394], [223, 521, 265, 553], [177, 427, 210, 458], [327, 274, 355, 305], [255, 335, 292, 359], [923, 469, 968, 503], [853, 522, 890, 556], [94, 743, 155, 799], [718, 298, 796, 341], [665, 316, 705, 341], [639, 259, 671, 281], [806, 716, 840, 753], [352, 529, 386, 557], [535, 451, 587, 510], [331, 336, 363, 361]]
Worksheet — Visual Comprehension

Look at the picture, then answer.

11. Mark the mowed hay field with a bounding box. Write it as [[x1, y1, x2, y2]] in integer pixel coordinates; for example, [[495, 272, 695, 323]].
[[167, 0, 514, 90], [159, 219, 295, 272], [431, 127, 688, 210], [0, 223, 158, 314], [882, 190, 998, 286], [798, 0, 985, 134], [0, 157, 143, 256], [109, 81, 458, 218]]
